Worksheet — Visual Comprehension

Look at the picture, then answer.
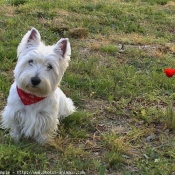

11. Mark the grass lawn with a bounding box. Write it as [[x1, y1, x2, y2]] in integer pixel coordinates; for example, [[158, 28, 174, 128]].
[[0, 0, 175, 174]]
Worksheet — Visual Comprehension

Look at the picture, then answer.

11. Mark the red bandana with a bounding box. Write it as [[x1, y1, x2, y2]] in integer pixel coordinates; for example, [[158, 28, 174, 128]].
[[17, 86, 46, 105]]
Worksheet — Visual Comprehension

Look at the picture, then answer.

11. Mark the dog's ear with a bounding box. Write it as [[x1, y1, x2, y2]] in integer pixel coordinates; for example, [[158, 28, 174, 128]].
[[27, 28, 41, 47], [54, 38, 71, 59], [17, 28, 41, 57]]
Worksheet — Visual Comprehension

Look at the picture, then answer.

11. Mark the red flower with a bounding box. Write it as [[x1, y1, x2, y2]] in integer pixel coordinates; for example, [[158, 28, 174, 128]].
[[164, 68, 175, 77]]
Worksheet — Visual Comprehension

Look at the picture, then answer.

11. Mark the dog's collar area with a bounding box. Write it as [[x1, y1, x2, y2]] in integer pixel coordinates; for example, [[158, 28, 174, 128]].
[[16, 86, 46, 105]]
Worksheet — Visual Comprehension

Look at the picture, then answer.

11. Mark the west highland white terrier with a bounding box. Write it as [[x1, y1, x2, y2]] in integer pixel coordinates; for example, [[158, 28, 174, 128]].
[[1, 28, 75, 144]]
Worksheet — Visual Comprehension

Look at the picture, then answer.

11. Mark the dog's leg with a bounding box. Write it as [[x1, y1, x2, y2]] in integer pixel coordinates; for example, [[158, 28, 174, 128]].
[[32, 112, 58, 144], [10, 128, 22, 143], [57, 88, 75, 120], [1, 108, 24, 142]]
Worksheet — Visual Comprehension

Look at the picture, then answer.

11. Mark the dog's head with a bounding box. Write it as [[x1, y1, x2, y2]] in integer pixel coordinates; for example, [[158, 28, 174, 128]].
[[14, 28, 71, 97]]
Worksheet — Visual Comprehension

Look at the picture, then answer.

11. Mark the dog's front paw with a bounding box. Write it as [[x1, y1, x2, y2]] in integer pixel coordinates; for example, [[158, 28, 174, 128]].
[[10, 131, 21, 143]]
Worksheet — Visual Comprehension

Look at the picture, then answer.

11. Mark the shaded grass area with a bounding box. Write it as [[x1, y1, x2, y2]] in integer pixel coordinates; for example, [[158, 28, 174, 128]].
[[0, 0, 175, 174]]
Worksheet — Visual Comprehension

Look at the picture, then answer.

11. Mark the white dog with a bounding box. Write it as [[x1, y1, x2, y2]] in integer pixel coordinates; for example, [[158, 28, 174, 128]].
[[1, 28, 75, 144]]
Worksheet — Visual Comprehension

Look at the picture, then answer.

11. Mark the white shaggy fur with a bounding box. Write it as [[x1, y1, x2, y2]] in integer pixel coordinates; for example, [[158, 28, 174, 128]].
[[1, 28, 75, 144]]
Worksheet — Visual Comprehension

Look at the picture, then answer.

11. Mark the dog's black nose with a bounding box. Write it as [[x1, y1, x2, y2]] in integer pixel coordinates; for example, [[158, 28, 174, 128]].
[[31, 77, 41, 86]]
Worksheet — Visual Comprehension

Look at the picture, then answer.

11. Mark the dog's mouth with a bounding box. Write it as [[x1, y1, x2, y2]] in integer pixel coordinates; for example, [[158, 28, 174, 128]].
[[23, 84, 48, 97], [31, 85, 38, 88]]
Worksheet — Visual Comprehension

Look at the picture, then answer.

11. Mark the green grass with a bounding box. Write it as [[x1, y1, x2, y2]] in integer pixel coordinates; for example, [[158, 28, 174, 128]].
[[0, 0, 175, 174]]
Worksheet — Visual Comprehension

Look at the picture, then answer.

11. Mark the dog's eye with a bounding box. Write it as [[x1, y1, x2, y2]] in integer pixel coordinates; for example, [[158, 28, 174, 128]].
[[29, 60, 33, 65], [47, 64, 52, 70]]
